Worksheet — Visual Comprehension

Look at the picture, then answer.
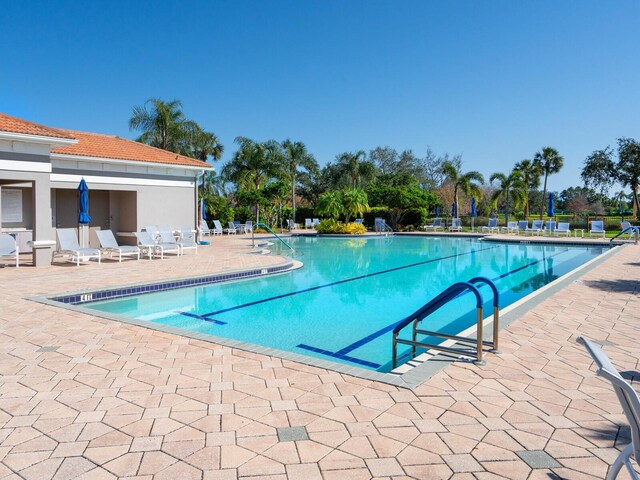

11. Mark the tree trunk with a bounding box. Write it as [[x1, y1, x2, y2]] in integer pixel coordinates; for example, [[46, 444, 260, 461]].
[[633, 184, 639, 220], [505, 190, 510, 225], [540, 175, 548, 220], [524, 188, 529, 218], [291, 173, 296, 227]]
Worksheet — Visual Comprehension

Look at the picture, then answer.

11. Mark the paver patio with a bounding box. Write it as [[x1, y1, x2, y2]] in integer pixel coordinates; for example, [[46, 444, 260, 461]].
[[0, 235, 639, 479]]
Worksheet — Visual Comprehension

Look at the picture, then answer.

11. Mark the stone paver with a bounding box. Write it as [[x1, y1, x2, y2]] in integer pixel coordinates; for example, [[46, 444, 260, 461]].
[[0, 235, 639, 478]]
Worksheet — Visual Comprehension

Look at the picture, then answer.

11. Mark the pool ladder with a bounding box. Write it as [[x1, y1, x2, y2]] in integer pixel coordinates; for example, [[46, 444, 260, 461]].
[[610, 226, 639, 244], [392, 277, 500, 369]]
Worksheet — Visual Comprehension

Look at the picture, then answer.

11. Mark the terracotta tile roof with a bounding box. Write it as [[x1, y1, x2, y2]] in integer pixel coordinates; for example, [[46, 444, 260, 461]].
[[52, 129, 212, 169], [0, 112, 76, 140]]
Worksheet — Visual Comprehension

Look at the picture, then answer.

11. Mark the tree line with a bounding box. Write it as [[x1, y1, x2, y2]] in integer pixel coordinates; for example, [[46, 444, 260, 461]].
[[128, 98, 640, 228]]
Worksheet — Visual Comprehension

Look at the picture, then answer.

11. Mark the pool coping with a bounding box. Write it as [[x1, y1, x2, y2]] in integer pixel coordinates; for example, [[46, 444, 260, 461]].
[[29, 241, 623, 390]]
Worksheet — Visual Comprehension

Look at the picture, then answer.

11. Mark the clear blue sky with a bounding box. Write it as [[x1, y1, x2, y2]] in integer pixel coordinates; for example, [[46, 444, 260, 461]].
[[1, 0, 639, 192]]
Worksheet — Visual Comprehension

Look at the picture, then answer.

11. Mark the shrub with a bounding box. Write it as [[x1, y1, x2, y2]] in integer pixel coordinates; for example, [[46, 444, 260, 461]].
[[294, 206, 314, 224], [363, 207, 390, 228], [401, 208, 428, 228], [316, 219, 367, 235]]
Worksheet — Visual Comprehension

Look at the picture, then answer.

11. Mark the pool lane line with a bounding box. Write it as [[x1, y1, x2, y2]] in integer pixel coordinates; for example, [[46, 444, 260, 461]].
[[200, 245, 501, 318], [297, 247, 574, 367], [179, 311, 227, 325]]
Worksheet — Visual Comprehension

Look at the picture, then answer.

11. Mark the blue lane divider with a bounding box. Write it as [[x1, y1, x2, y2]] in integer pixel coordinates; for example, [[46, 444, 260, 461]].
[[297, 247, 571, 369], [201, 245, 501, 318], [179, 311, 227, 325]]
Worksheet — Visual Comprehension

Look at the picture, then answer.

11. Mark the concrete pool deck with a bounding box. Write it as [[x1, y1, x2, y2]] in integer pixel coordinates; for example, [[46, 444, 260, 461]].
[[0, 234, 639, 479]]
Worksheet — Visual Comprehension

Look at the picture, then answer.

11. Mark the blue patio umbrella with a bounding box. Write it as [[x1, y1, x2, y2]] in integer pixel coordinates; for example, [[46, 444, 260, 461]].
[[451, 201, 457, 218], [201, 198, 206, 220], [471, 197, 477, 218], [435, 206, 440, 217], [547, 193, 555, 217], [77, 178, 90, 224]]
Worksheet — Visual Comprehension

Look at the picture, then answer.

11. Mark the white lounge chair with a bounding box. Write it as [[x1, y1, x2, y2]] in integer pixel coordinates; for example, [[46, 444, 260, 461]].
[[134, 231, 157, 259], [577, 336, 640, 480], [158, 229, 188, 255], [227, 221, 239, 235], [590, 220, 606, 238], [313, 218, 320, 227], [449, 218, 462, 232], [543, 221, 556, 236], [305, 218, 313, 229], [56, 228, 101, 266], [0, 233, 19, 268], [244, 221, 253, 234], [621, 221, 640, 239], [481, 218, 499, 233], [96, 230, 140, 262], [135, 231, 180, 259], [555, 222, 571, 237], [423, 218, 443, 231], [516, 220, 528, 235], [501, 221, 518, 234], [354, 218, 364, 225], [144, 225, 159, 241], [525, 220, 544, 236], [177, 230, 198, 255], [286, 219, 300, 230], [200, 221, 211, 237], [210, 220, 223, 236]]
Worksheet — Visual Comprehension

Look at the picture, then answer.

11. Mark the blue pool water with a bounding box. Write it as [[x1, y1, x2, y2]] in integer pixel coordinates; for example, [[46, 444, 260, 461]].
[[85, 237, 606, 372]]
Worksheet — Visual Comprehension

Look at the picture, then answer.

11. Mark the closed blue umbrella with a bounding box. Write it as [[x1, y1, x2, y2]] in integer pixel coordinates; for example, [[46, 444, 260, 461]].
[[435, 206, 440, 217], [77, 178, 90, 224], [451, 201, 457, 218], [471, 197, 477, 218], [547, 193, 555, 217], [201, 198, 206, 220]]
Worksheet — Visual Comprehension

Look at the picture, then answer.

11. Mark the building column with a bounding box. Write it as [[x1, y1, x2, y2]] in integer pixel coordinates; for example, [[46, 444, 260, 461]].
[[32, 177, 55, 266]]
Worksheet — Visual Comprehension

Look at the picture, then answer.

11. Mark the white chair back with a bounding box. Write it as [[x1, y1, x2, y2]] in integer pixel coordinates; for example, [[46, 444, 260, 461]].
[[518, 221, 528, 230], [0, 234, 17, 255], [135, 231, 156, 246], [488, 218, 498, 228], [591, 220, 604, 231], [531, 220, 543, 229], [95, 230, 119, 248], [57, 228, 81, 251], [451, 218, 461, 227]]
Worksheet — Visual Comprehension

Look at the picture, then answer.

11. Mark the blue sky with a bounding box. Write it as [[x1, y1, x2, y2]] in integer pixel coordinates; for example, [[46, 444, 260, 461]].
[[1, 0, 639, 192]]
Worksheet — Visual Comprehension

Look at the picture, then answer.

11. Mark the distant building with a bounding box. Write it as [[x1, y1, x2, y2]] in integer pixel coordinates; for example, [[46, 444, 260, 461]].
[[0, 113, 212, 266]]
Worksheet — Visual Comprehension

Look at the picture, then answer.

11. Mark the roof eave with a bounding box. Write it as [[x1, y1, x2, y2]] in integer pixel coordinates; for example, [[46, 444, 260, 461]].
[[0, 131, 77, 148], [51, 152, 214, 171]]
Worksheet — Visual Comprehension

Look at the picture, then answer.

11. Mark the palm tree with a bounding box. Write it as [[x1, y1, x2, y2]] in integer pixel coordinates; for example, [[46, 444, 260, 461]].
[[222, 137, 283, 223], [442, 162, 485, 214], [282, 139, 318, 225], [316, 191, 344, 219], [342, 189, 369, 222], [490, 171, 526, 225], [336, 151, 377, 189], [533, 147, 564, 220], [513, 159, 542, 218], [129, 98, 188, 151]]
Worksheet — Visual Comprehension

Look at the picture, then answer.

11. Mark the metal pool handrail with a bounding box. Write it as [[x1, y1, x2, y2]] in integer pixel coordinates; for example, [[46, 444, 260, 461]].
[[252, 222, 296, 254], [610, 226, 639, 244], [392, 278, 500, 369]]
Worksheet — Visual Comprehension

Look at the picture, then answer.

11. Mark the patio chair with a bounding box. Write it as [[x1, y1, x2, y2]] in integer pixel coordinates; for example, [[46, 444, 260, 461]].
[[577, 336, 640, 480], [555, 222, 571, 237], [157, 225, 172, 234], [516, 220, 529, 235], [305, 218, 313, 229], [481, 218, 499, 233], [501, 221, 518, 234], [244, 221, 253, 234], [621, 221, 639, 239], [136, 231, 180, 259], [355, 218, 364, 225], [95, 230, 140, 262], [177, 230, 198, 255], [313, 218, 320, 227], [56, 228, 101, 266], [210, 220, 223, 236], [543, 221, 557, 236], [0, 233, 19, 268], [134, 231, 158, 259], [525, 219, 544, 236], [449, 218, 462, 232], [423, 218, 443, 231], [200, 220, 212, 237], [227, 221, 239, 234], [590, 220, 606, 238], [286, 219, 300, 230], [158, 229, 189, 255], [144, 225, 159, 241]]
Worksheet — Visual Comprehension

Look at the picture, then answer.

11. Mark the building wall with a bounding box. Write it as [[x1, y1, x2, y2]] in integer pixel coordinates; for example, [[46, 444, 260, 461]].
[[137, 185, 196, 230]]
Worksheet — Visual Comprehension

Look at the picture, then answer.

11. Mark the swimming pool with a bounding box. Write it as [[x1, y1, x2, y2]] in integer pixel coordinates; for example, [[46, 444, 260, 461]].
[[80, 236, 607, 372]]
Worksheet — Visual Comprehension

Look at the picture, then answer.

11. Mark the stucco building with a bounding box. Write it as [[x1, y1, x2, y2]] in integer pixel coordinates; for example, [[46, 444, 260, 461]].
[[0, 113, 212, 266]]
